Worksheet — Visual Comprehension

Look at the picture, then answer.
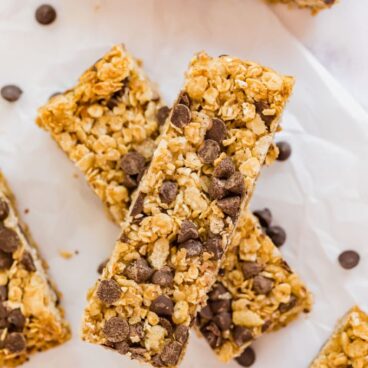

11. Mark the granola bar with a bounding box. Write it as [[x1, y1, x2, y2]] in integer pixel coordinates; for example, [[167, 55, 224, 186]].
[[195, 211, 313, 362], [0, 172, 70, 366], [310, 306, 368, 368], [82, 52, 294, 367], [36, 44, 165, 224], [268, 0, 337, 13]]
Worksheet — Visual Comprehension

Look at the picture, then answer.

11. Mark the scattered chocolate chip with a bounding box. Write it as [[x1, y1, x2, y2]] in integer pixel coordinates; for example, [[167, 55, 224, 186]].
[[97, 258, 109, 274], [224, 172, 245, 196], [177, 91, 191, 107], [338, 250, 360, 270], [103, 317, 129, 343], [35, 4, 57, 25], [0, 285, 7, 301], [114, 341, 129, 355], [266, 226, 286, 247], [120, 152, 145, 176], [213, 312, 232, 331], [208, 177, 226, 200], [178, 239, 203, 257], [157, 106, 171, 126], [0, 227, 20, 253], [130, 192, 145, 217], [122, 174, 138, 189], [177, 220, 198, 243], [199, 305, 213, 320], [4, 332, 26, 353], [1, 85, 22, 102], [217, 196, 241, 218], [209, 299, 231, 314], [152, 267, 173, 287], [0, 200, 9, 221], [278, 295, 298, 313], [206, 118, 227, 143], [253, 208, 272, 228], [20, 251, 36, 272], [159, 181, 178, 204], [7, 308, 25, 331], [276, 141, 292, 161], [201, 322, 222, 349], [253, 275, 274, 295], [124, 258, 153, 283], [171, 104, 191, 128], [96, 279, 121, 304], [235, 347, 256, 367], [129, 322, 144, 342], [0, 251, 13, 270], [204, 236, 223, 260], [209, 283, 228, 300], [174, 325, 189, 344], [198, 140, 221, 165], [159, 318, 173, 336], [241, 261, 263, 280], [233, 326, 253, 346], [160, 341, 182, 366], [214, 157, 235, 179], [150, 295, 174, 317]]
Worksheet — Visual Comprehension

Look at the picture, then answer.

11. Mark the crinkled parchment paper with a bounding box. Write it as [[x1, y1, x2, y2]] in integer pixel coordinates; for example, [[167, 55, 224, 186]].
[[0, 0, 367, 366]]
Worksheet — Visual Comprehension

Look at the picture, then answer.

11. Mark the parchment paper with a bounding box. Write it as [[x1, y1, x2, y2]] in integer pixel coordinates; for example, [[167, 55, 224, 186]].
[[0, 0, 367, 367]]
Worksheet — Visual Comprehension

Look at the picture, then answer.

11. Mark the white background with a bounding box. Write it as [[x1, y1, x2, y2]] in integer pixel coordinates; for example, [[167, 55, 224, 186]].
[[0, 1, 367, 367]]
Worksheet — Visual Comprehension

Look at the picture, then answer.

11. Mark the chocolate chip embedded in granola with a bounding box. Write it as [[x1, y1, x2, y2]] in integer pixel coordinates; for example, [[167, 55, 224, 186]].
[[213, 312, 232, 331], [173, 325, 189, 344], [171, 104, 191, 128], [157, 106, 171, 126], [159, 181, 178, 204], [233, 326, 253, 347], [252, 275, 274, 295], [0, 251, 13, 270], [150, 295, 174, 317], [214, 157, 235, 179], [124, 258, 153, 283], [160, 341, 182, 366], [178, 239, 203, 257], [130, 192, 145, 217], [224, 172, 245, 196], [120, 152, 145, 176], [198, 140, 221, 164], [208, 177, 227, 200], [4, 332, 26, 353], [204, 236, 224, 260], [217, 196, 241, 218], [103, 317, 129, 343], [96, 279, 121, 304], [152, 267, 173, 287], [7, 308, 26, 331], [177, 220, 199, 243], [201, 322, 222, 349], [0, 227, 20, 253], [241, 261, 263, 280], [0, 199, 9, 221], [20, 251, 36, 272], [206, 118, 227, 143]]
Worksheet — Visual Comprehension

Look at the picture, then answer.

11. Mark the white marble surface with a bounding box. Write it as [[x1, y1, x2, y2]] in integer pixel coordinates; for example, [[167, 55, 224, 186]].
[[270, 0, 368, 113]]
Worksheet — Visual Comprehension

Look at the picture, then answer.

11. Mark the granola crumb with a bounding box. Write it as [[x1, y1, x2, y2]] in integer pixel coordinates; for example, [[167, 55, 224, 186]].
[[59, 251, 73, 260]]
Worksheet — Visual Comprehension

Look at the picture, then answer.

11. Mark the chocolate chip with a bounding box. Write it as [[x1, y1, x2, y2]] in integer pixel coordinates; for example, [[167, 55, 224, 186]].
[[124, 258, 153, 283], [35, 4, 57, 25], [152, 354, 164, 367], [0, 227, 20, 253], [122, 174, 138, 189], [254, 100, 273, 125], [224, 172, 245, 196], [253, 208, 272, 228], [206, 118, 227, 143], [174, 325, 189, 344], [208, 177, 226, 200], [235, 347, 256, 367], [178, 239, 203, 257], [120, 152, 145, 176], [4, 332, 26, 353], [96, 279, 121, 304], [130, 192, 145, 217], [129, 346, 147, 359], [150, 295, 174, 317], [1, 85, 22, 102], [209, 299, 231, 314], [232, 326, 253, 346], [177, 220, 198, 243], [213, 312, 231, 331], [217, 196, 241, 218], [20, 251, 36, 272], [214, 157, 235, 179], [199, 305, 213, 321], [201, 322, 222, 349], [276, 141, 292, 161], [157, 106, 171, 126], [7, 308, 25, 331], [159, 318, 173, 336], [0, 303, 8, 319], [159, 181, 178, 204], [152, 267, 173, 287], [338, 250, 360, 270], [0, 200, 9, 221], [0, 251, 13, 270], [0, 285, 7, 301], [209, 283, 228, 300], [103, 317, 129, 343], [241, 261, 263, 280], [115, 341, 129, 355], [278, 295, 298, 313], [97, 258, 109, 274], [198, 140, 221, 165], [266, 226, 286, 247], [253, 275, 274, 295], [160, 341, 182, 366], [171, 104, 191, 128], [129, 322, 144, 342], [177, 91, 191, 107], [204, 236, 224, 260]]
